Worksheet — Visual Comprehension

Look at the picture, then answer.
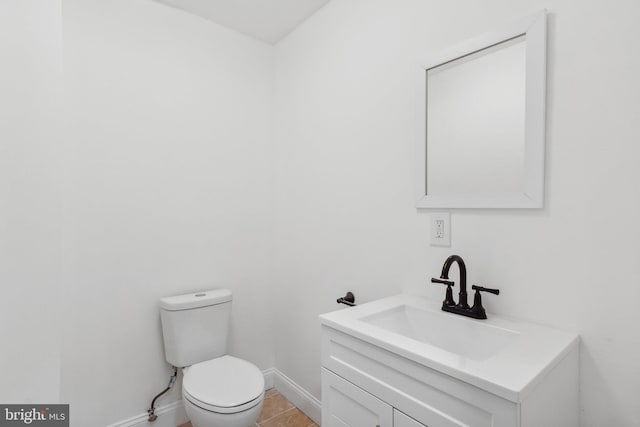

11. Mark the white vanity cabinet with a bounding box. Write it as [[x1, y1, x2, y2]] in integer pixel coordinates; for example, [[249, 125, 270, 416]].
[[322, 368, 393, 427], [322, 368, 426, 427], [320, 295, 579, 427], [321, 327, 519, 427]]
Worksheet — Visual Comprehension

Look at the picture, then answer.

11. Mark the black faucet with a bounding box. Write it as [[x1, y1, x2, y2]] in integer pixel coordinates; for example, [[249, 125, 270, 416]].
[[431, 255, 499, 320]]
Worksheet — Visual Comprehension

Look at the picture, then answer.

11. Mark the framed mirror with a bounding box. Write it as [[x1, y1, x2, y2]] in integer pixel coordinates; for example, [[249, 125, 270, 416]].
[[416, 11, 547, 209]]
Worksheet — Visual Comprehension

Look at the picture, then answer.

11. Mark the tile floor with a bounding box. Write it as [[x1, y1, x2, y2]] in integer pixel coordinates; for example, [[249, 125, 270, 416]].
[[178, 388, 318, 427]]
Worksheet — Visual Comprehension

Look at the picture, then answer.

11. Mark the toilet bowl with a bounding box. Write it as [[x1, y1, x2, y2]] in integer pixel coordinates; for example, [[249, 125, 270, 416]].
[[182, 355, 265, 427]]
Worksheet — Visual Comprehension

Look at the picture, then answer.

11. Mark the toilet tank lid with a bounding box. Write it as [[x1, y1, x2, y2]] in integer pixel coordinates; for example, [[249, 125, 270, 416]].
[[159, 289, 232, 311]]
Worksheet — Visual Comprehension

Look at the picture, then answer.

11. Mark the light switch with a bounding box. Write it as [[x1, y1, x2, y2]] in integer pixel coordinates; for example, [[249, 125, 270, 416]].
[[430, 212, 451, 247]]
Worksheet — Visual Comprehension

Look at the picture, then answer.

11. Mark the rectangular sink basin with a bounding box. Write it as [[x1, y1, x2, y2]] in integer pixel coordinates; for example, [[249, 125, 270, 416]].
[[359, 304, 519, 360]]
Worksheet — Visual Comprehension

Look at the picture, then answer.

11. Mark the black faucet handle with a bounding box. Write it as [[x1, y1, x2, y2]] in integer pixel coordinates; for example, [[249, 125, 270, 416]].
[[432, 277, 456, 307], [431, 277, 455, 286], [472, 285, 500, 295], [470, 285, 499, 319]]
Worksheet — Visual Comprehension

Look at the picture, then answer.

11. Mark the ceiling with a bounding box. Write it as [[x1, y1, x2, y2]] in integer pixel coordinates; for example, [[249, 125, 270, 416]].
[[154, 0, 331, 44]]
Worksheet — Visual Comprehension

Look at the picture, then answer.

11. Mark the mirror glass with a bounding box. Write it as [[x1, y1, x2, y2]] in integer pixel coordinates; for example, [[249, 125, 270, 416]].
[[416, 11, 546, 209], [427, 36, 526, 195]]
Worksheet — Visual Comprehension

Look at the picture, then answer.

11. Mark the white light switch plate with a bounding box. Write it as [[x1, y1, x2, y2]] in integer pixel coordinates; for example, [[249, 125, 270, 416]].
[[430, 212, 451, 247]]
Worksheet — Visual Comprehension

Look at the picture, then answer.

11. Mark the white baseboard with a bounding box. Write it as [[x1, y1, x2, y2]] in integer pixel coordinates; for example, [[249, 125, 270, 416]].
[[107, 368, 320, 427], [272, 370, 321, 425], [263, 367, 276, 390], [105, 400, 188, 427]]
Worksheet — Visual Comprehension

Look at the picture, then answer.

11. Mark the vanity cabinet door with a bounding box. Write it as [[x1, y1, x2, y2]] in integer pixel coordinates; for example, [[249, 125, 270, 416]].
[[322, 368, 393, 427], [394, 410, 428, 427]]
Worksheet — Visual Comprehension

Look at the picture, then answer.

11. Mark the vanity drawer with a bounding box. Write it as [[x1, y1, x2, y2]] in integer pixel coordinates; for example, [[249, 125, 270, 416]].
[[322, 326, 518, 427], [322, 368, 393, 427], [395, 410, 428, 427]]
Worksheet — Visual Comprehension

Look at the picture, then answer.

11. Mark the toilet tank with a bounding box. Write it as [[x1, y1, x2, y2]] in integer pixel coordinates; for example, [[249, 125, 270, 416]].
[[159, 289, 232, 367]]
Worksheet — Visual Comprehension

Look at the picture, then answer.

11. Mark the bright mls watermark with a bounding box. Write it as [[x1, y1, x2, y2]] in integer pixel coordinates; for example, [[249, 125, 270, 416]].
[[0, 405, 68, 426]]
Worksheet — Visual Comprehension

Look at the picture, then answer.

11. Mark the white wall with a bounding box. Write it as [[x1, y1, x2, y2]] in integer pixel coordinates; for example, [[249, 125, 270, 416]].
[[2, 0, 274, 425], [0, 0, 64, 403], [59, 1, 275, 425], [273, 1, 640, 426]]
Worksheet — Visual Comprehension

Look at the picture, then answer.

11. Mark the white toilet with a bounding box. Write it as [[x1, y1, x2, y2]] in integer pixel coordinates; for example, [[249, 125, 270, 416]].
[[159, 289, 264, 427]]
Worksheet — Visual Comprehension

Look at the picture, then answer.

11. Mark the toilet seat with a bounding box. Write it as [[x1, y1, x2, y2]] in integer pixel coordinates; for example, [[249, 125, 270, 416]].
[[184, 389, 263, 414], [182, 355, 264, 414]]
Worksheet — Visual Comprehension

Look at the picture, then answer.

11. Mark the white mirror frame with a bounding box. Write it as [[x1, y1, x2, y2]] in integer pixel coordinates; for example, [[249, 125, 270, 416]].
[[416, 10, 547, 209]]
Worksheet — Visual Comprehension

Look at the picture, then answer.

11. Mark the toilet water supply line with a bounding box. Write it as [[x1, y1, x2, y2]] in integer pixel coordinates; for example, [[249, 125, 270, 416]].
[[147, 366, 178, 422]]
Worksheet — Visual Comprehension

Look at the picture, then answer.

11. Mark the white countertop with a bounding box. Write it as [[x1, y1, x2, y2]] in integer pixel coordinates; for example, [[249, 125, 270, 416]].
[[319, 293, 579, 402]]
